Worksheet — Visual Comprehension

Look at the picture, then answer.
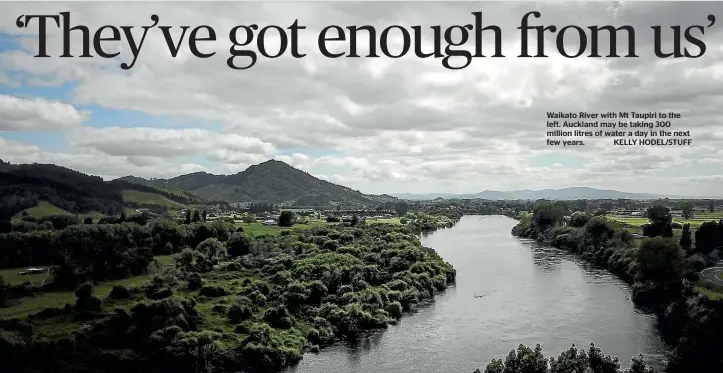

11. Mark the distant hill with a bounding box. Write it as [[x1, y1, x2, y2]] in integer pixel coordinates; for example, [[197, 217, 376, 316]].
[[393, 187, 679, 201], [0, 162, 205, 220], [118, 160, 393, 207]]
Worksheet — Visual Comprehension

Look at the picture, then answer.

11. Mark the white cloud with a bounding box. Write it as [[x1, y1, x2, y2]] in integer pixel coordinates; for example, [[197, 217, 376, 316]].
[[0, 95, 89, 131], [0, 2, 721, 196]]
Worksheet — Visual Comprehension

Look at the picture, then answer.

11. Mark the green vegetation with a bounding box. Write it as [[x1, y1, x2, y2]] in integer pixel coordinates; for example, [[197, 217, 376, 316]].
[[122, 189, 188, 209], [13, 201, 71, 218], [12, 201, 108, 223], [368, 217, 402, 225], [0, 162, 212, 225], [235, 219, 334, 236], [475, 343, 655, 373], [0, 274, 154, 319], [606, 211, 723, 231], [0, 266, 51, 286], [696, 286, 723, 301], [512, 201, 723, 373], [0, 214, 459, 373], [123, 159, 391, 206]]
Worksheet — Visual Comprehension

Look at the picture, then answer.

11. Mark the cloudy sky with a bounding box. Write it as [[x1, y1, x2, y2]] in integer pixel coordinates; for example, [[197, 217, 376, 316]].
[[1, 1, 722, 196]]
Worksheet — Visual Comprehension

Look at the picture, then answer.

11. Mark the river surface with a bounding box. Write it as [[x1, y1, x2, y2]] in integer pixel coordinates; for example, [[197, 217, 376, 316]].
[[287, 215, 667, 373]]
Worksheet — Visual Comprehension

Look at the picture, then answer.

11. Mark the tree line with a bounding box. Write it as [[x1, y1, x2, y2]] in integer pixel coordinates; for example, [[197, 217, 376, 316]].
[[512, 201, 723, 373]]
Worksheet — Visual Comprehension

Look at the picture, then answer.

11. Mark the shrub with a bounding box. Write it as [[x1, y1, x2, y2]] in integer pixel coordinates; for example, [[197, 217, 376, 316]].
[[227, 303, 253, 324], [199, 285, 227, 298], [227, 232, 252, 257], [108, 285, 132, 299], [75, 283, 101, 312]]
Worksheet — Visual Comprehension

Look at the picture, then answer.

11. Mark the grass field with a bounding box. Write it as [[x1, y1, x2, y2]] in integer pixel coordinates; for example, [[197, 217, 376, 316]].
[[606, 212, 723, 231], [122, 189, 188, 209], [696, 287, 723, 301], [0, 266, 52, 286], [12, 201, 107, 222], [368, 217, 402, 225], [0, 255, 175, 319], [15, 201, 70, 218], [234, 219, 336, 236]]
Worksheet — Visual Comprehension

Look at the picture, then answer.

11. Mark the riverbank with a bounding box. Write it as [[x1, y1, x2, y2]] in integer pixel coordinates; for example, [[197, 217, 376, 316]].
[[510, 211, 723, 373], [289, 215, 666, 373]]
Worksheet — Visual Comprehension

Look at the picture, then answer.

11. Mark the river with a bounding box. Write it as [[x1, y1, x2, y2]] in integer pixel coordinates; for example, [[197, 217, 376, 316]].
[[287, 215, 667, 373]]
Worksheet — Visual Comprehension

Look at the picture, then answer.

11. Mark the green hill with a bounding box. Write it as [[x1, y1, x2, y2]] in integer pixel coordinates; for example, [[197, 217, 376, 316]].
[[0, 162, 206, 220], [119, 160, 395, 207]]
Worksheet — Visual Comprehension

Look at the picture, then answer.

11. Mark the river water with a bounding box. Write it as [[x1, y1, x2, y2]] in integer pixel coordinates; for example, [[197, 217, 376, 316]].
[[287, 215, 667, 373]]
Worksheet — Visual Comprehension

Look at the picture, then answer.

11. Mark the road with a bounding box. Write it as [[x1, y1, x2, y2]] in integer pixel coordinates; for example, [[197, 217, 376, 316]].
[[701, 267, 723, 286]]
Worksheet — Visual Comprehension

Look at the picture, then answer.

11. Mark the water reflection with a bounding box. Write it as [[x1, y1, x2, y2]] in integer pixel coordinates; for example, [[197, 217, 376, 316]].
[[287, 215, 667, 373], [528, 242, 566, 272]]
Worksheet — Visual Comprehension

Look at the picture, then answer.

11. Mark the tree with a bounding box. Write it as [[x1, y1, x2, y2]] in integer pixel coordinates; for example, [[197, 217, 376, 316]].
[[196, 238, 227, 263], [202, 210, 207, 221], [569, 211, 590, 228], [83, 217, 93, 224], [680, 201, 694, 220], [192, 210, 201, 223], [278, 211, 294, 227], [227, 232, 252, 257], [575, 199, 588, 211], [532, 202, 566, 232], [394, 202, 409, 217], [599, 201, 614, 212], [680, 224, 692, 253], [710, 199, 716, 212], [642, 205, 673, 238], [185, 210, 192, 224], [75, 282, 102, 312], [694, 221, 723, 255], [636, 237, 685, 306], [119, 212, 127, 222], [242, 214, 255, 224], [350, 215, 359, 226]]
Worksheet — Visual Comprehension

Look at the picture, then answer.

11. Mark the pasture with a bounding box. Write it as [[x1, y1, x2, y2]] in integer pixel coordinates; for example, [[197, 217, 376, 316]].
[[121, 189, 188, 209], [606, 211, 723, 230], [12, 201, 107, 222], [0, 255, 175, 319]]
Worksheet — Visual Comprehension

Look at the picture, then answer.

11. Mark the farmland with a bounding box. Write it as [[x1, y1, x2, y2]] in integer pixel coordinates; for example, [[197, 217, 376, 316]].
[[12, 201, 107, 222], [121, 189, 188, 210], [606, 211, 723, 229], [0, 256, 175, 319]]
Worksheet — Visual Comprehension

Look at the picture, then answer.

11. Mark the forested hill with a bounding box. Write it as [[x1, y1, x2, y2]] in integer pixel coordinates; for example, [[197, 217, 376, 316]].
[[118, 159, 394, 206], [0, 162, 204, 220]]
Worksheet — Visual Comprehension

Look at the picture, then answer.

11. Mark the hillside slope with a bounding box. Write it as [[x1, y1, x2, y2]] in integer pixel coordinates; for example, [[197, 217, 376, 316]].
[[119, 160, 391, 206], [0, 162, 203, 220]]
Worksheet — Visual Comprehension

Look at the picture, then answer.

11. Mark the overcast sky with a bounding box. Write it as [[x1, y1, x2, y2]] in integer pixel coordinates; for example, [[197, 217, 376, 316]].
[[1, 1, 722, 196]]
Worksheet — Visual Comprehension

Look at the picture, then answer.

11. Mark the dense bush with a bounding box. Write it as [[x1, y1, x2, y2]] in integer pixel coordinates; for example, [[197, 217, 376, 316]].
[[0, 216, 461, 373], [512, 208, 723, 373]]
